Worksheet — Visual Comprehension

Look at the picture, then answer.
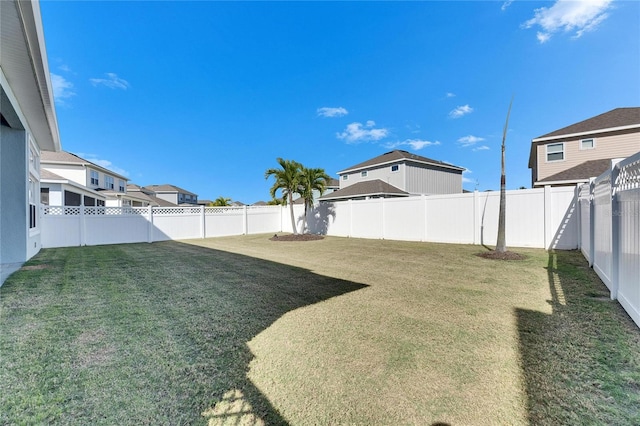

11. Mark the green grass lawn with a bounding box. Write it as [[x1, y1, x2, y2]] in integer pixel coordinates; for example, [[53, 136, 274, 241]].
[[1, 235, 639, 425]]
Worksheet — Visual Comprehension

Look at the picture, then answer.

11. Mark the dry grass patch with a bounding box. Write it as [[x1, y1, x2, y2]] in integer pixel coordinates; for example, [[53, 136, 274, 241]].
[[1, 235, 638, 425]]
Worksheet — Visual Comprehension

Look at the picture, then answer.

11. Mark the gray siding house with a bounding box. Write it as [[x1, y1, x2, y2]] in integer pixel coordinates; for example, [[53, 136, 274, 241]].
[[1, 0, 60, 283], [320, 150, 464, 201], [143, 184, 198, 205], [529, 108, 640, 187]]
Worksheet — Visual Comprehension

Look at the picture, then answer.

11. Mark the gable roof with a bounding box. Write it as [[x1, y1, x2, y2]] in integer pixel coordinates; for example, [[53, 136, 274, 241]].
[[533, 107, 640, 141], [339, 150, 464, 174], [536, 159, 613, 185], [41, 150, 129, 181], [143, 184, 197, 196], [319, 179, 409, 201]]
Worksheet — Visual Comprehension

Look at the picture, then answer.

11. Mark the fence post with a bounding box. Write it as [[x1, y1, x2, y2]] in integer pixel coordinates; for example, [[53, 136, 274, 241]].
[[544, 185, 552, 249], [473, 190, 479, 245], [79, 205, 86, 246], [243, 205, 248, 235], [200, 205, 206, 238], [610, 163, 621, 300], [147, 205, 153, 243], [589, 181, 595, 266], [381, 198, 386, 239]]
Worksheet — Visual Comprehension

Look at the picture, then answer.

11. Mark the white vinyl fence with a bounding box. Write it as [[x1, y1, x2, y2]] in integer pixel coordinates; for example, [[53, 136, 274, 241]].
[[578, 151, 640, 328], [43, 186, 579, 250]]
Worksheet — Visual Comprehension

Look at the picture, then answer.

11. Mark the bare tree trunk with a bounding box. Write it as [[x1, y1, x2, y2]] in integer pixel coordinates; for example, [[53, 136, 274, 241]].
[[496, 97, 513, 253], [288, 192, 298, 235]]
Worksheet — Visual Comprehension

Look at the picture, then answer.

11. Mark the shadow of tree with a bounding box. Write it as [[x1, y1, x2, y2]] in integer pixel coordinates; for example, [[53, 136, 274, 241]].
[[0, 241, 367, 425], [516, 250, 640, 424]]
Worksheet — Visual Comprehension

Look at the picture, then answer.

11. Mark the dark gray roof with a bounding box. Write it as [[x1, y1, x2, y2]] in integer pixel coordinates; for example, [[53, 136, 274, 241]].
[[328, 178, 340, 187], [339, 150, 464, 174], [147, 195, 178, 207], [535, 107, 640, 140], [143, 184, 197, 196], [319, 179, 409, 201], [538, 159, 613, 184]]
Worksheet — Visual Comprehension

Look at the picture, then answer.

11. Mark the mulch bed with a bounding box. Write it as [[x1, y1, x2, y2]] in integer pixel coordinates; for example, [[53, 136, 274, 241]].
[[269, 234, 324, 242], [476, 250, 526, 261]]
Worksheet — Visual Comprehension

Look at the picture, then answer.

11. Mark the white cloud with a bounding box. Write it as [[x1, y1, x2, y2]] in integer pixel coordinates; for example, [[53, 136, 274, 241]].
[[473, 145, 490, 152], [50, 73, 76, 105], [385, 139, 441, 151], [449, 104, 473, 118], [77, 153, 130, 177], [445, 92, 456, 98], [337, 121, 388, 143], [501, 0, 514, 11], [90, 73, 130, 90], [317, 107, 348, 118], [457, 135, 485, 147], [522, 0, 613, 43]]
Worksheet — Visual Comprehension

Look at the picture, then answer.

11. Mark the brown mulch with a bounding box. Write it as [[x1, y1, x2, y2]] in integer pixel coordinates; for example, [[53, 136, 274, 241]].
[[269, 234, 324, 242], [476, 250, 526, 261]]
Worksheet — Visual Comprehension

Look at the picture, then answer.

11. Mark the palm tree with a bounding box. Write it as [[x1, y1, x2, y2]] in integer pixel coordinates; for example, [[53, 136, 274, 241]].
[[299, 167, 331, 233], [496, 97, 514, 253], [265, 158, 303, 234], [210, 196, 231, 207]]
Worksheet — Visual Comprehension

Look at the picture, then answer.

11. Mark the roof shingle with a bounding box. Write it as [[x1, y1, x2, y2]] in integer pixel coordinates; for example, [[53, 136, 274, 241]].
[[319, 179, 409, 201], [535, 107, 640, 140], [339, 150, 464, 174]]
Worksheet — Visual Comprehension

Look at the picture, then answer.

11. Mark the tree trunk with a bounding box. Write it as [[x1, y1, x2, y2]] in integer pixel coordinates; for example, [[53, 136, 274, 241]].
[[288, 192, 298, 235], [495, 97, 513, 253]]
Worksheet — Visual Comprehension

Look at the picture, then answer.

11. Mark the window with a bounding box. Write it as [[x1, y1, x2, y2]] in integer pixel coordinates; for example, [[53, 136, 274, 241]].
[[90, 170, 99, 186], [40, 188, 50, 205], [546, 143, 564, 162], [391, 165, 399, 172], [119, 180, 125, 192], [29, 177, 37, 229], [361, 171, 368, 177], [581, 138, 595, 150], [105, 176, 114, 190], [342, 175, 349, 181]]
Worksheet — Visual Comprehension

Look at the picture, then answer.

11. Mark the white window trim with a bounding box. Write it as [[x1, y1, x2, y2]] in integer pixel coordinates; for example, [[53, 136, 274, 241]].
[[546, 142, 565, 163], [391, 164, 400, 173], [580, 138, 596, 150], [361, 171, 368, 177], [342, 175, 349, 181]]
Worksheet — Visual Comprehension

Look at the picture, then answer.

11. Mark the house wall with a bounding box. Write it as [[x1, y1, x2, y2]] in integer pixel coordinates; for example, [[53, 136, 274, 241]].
[[340, 162, 405, 189], [535, 129, 640, 181], [405, 162, 462, 194], [155, 192, 179, 204], [42, 164, 86, 187]]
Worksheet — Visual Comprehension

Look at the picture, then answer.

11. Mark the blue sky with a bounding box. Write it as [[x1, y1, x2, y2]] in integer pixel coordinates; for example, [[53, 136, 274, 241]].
[[41, 0, 639, 204]]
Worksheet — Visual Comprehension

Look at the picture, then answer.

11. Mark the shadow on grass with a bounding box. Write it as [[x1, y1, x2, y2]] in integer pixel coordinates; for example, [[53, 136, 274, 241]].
[[0, 240, 368, 425], [516, 250, 640, 425]]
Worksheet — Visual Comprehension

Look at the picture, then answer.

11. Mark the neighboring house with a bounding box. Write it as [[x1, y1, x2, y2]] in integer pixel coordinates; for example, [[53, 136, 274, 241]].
[[320, 150, 464, 201], [143, 184, 198, 205], [1, 0, 61, 283], [529, 107, 640, 187], [41, 169, 106, 206], [40, 150, 142, 206], [127, 184, 176, 207]]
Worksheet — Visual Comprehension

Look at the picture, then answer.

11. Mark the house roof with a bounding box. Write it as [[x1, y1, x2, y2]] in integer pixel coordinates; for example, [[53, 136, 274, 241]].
[[533, 107, 640, 141], [535, 159, 613, 185], [319, 179, 409, 201], [40, 169, 67, 180], [1, 0, 60, 151], [339, 150, 465, 174], [41, 150, 129, 181], [327, 178, 340, 188], [143, 184, 197, 196]]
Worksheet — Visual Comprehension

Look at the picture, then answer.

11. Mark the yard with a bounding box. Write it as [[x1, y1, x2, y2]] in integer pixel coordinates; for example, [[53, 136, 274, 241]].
[[1, 235, 639, 425]]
